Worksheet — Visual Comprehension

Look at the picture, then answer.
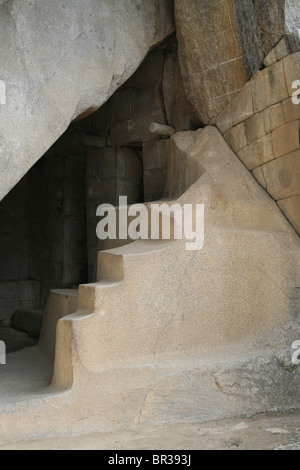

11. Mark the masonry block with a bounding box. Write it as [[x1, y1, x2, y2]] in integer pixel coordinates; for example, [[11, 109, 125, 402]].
[[224, 122, 247, 153], [244, 112, 265, 145], [263, 103, 284, 134], [282, 98, 300, 123], [272, 120, 300, 158], [237, 134, 275, 171], [251, 61, 288, 113], [260, 150, 300, 200], [283, 51, 300, 97]]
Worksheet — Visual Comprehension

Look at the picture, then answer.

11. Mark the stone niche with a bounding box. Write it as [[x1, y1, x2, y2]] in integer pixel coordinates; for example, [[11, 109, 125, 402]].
[[0, 35, 199, 329]]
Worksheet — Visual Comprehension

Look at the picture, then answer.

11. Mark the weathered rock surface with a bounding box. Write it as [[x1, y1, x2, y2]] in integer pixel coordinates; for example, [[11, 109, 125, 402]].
[[175, 0, 300, 124], [162, 38, 201, 132], [0, 127, 299, 443], [0, 0, 174, 201]]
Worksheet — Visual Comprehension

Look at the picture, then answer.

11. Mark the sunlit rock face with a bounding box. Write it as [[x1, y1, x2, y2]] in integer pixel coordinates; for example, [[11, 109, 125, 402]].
[[0, 0, 174, 201]]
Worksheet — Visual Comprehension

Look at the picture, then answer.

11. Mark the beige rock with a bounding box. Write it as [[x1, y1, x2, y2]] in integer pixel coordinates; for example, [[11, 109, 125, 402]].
[[149, 123, 175, 138], [244, 112, 265, 145], [283, 52, 300, 96], [252, 167, 267, 190], [278, 196, 300, 234], [260, 150, 300, 200], [216, 102, 233, 135], [263, 104, 285, 134], [162, 41, 201, 132], [231, 82, 254, 127], [224, 123, 247, 154], [143, 140, 169, 201], [143, 141, 170, 171], [272, 120, 300, 158], [264, 30, 300, 66], [264, 49, 278, 67], [282, 98, 300, 123], [251, 61, 288, 114], [274, 30, 300, 61], [0, 127, 299, 444], [237, 135, 275, 171]]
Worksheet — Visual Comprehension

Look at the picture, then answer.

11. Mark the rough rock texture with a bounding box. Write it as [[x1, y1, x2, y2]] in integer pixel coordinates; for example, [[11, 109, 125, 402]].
[[0, 0, 174, 201], [175, 0, 300, 124], [162, 38, 201, 132], [0, 127, 299, 443], [216, 45, 300, 236], [286, 0, 300, 30]]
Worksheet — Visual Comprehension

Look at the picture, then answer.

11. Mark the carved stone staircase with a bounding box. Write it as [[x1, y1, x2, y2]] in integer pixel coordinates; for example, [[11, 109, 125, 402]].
[[0, 127, 299, 444]]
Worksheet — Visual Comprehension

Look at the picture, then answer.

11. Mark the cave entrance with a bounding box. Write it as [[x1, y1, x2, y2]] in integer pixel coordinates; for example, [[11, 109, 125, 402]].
[[0, 35, 198, 399]]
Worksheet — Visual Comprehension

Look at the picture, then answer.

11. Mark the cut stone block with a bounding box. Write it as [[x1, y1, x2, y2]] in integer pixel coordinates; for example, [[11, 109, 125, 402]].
[[87, 177, 116, 202], [251, 61, 288, 113], [278, 195, 300, 234], [162, 45, 201, 132], [86, 151, 98, 177], [275, 30, 300, 61], [0, 327, 38, 354], [272, 120, 300, 158], [252, 167, 267, 189], [116, 148, 141, 180], [110, 113, 166, 146], [282, 98, 300, 123], [263, 103, 284, 134], [116, 180, 141, 205], [244, 112, 265, 145], [231, 82, 254, 127], [283, 51, 300, 97], [12, 309, 44, 339], [96, 147, 118, 179], [264, 49, 277, 67], [143, 140, 170, 171], [143, 169, 167, 202], [237, 135, 275, 171], [131, 83, 164, 119], [264, 30, 300, 67], [260, 150, 300, 200], [224, 122, 247, 153], [216, 102, 233, 135]]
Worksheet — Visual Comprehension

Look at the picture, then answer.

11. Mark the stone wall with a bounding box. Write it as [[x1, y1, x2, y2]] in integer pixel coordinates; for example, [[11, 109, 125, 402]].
[[216, 33, 300, 235], [0, 120, 88, 323], [0, 37, 196, 312], [175, 0, 300, 124], [86, 146, 142, 281], [85, 38, 198, 279], [28, 123, 88, 307], [0, 177, 40, 324]]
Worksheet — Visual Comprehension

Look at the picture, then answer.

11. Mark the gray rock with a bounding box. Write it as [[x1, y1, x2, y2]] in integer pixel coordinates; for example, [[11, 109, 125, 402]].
[[0, 0, 174, 201], [175, 0, 300, 124]]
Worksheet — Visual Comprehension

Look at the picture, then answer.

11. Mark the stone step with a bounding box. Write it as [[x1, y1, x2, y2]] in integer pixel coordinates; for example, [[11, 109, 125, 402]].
[[0, 327, 38, 353], [12, 309, 44, 339]]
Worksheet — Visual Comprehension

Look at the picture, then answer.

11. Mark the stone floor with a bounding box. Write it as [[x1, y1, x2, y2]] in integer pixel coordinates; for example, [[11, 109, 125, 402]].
[[0, 326, 298, 450], [0, 410, 299, 450]]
